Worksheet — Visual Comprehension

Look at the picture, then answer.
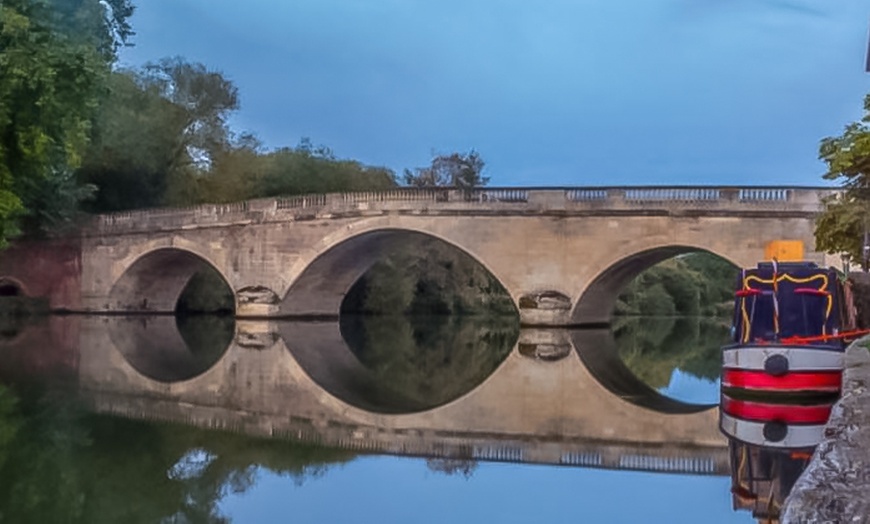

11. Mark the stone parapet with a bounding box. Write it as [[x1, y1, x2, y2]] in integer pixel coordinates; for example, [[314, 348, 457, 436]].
[[781, 337, 870, 523], [89, 186, 836, 236]]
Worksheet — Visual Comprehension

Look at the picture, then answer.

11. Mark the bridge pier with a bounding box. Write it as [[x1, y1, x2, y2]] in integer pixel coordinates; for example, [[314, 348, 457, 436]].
[[517, 291, 580, 326], [518, 308, 575, 327], [236, 302, 280, 318]]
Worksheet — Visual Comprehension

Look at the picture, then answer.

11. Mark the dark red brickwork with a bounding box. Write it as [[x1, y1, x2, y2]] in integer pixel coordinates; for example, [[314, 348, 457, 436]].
[[0, 315, 80, 383], [0, 237, 82, 310]]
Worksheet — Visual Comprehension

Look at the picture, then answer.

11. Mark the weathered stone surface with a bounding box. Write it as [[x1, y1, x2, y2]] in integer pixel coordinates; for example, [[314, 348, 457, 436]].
[[235, 320, 280, 349], [237, 285, 280, 305], [782, 338, 870, 523], [518, 291, 572, 310], [517, 342, 572, 361]]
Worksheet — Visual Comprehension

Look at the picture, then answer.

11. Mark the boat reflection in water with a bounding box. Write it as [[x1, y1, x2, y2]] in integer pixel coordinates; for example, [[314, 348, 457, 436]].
[[720, 393, 836, 522]]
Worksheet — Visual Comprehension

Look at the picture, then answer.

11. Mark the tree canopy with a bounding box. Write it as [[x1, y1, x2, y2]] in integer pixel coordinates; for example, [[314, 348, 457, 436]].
[[78, 60, 241, 211], [403, 150, 489, 188], [815, 93, 870, 263], [0, 0, 134, 243]]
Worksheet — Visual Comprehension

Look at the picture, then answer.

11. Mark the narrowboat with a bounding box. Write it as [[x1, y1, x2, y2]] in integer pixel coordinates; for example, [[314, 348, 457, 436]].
[[721, 261, 855, 396]]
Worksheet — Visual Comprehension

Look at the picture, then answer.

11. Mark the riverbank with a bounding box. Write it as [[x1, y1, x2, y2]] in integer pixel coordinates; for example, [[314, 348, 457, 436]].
[[781, 336, 870, 522]]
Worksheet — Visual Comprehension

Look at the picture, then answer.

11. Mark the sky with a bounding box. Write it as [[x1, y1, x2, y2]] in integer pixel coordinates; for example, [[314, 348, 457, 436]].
[[118, 0, 870, 187]]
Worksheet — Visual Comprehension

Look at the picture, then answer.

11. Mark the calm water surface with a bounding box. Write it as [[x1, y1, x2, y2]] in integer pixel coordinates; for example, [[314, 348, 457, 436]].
[[0, 314, 754, 523]]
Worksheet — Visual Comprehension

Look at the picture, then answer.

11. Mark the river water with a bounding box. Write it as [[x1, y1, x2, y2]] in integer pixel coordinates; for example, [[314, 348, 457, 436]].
[[0, 314, 754, 523]]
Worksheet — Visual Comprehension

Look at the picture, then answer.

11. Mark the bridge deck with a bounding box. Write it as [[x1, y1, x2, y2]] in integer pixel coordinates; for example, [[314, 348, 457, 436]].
[[92, 186, 834, 234]]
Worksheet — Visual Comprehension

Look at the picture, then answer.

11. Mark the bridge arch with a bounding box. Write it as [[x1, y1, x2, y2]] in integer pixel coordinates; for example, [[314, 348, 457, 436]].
[[571, 243, 741, 325], [280, 224, 511, 317], [109, 247, 234, 313], [0, 277, 28, 297]]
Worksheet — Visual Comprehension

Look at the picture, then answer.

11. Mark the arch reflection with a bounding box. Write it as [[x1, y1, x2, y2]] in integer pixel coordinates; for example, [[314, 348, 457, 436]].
[[571, 320, 721, 414], [100, 313, 730, 416], [107, 315, 234, 383], [281, 316, 518, 414]]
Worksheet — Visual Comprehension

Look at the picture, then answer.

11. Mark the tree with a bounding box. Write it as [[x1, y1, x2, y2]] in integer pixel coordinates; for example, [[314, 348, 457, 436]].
[[79, 59, 241, 211], [78, 70, 188, 211], [403, 150, 489, 189], [815, 93, 870, 264], [0, 0, 134, 241], [252, 142, 396, 199], [140, 57, 239, 170]]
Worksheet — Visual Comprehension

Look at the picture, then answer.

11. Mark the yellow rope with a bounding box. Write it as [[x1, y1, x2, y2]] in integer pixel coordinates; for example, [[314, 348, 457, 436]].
[[739, 273, 831, 342]]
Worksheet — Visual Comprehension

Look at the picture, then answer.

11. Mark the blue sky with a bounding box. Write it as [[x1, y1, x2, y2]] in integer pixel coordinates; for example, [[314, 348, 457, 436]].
[[119, 0, 869, 186]]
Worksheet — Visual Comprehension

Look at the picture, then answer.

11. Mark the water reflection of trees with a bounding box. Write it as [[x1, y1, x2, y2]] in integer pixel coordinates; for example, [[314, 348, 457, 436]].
[[611, 316, 730, 389], [340, 315, 518, 411], [0, 385, 354, 524]]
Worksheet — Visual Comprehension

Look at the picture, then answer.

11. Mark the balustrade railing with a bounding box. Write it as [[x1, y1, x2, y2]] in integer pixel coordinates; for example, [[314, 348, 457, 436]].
[[94, 186, 832, 229], [566, 189, 608, 201], [617, 454, 716, 474], [738, 188, 790, 201], [337, 188, 449, 203], [276, 194, 327, 210], [623, 188, 721, 202], [471, 188, 528, 203], [560, 451, 603, 466]]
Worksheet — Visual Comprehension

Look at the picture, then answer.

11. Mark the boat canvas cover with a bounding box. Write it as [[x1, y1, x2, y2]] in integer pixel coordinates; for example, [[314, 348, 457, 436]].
[[731, 263, 843, 347]]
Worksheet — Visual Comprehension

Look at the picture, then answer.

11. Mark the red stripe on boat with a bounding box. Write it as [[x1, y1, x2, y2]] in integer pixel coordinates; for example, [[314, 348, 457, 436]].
[[722, 369, 841, 391], [721, 397, 834, 424]]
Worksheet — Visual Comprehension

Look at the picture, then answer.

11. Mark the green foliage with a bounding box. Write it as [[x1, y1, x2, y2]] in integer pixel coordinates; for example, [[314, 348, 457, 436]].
[[816, 193, 866, 262], [0, 389, 92, 522], [342, 235, 517, 317], [613, 316, 730, 388], [0, 385, 22, 473], [403, 150, 489, 189], [616, 253, 737, 317], [176, 266, 234, 314], [79, 58, 241, 211], [635, 282, 677, 316], [251, 144, 397, 199], [341, 314, 518, 411], [0, 385, 355, 524], [78, 71, 181, 211], [191, 139, 398, 204], [80, 74, 399, 212], [814, 93, 870, 262], [0, 0, 132, 241]]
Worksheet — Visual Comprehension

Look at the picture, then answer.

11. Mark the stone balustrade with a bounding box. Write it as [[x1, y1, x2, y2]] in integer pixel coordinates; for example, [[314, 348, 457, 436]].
[[91, 186, 838, 234]]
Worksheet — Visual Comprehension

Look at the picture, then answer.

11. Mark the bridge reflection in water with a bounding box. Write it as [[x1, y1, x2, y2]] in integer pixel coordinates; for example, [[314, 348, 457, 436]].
[[1, 314, 729, 477]]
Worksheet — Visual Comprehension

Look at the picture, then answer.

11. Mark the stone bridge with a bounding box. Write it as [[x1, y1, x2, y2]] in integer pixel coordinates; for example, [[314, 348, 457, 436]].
[[0, 186, 836, 326]]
